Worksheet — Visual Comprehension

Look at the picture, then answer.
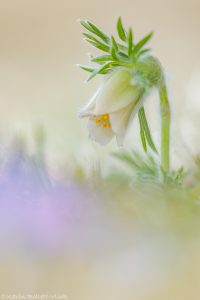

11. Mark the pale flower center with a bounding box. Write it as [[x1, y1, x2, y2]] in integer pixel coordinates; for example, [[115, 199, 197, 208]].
[[90, 114, 111, 128]]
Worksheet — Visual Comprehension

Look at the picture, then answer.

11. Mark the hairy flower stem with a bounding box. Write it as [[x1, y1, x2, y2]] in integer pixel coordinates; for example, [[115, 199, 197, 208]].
[[159, 81, 171, 173]]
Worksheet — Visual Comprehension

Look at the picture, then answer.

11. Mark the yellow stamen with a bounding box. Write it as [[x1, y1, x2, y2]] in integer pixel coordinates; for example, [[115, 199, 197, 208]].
[[102, 114, 108, 121], [92, 114, 111, 129], [95, 119, 101, 125]]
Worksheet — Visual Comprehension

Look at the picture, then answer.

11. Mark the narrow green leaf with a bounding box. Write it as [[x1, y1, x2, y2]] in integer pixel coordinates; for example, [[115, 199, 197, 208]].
[[80, 20, 93, 32], [80, 20, 110, 44], [110, 36, 118, 60], [138, 107, 157, 153], [111, 47, 117, 60], [140, 127, 147, 152], [136, 48, 151, 59], [118, 43, 128, 52], [111, 36, 118, 50], [117, 51, 129, 59], [85, 39, 110, 52], [128, 28, 133, 56], [83, 32, 103, 44], [87, 21, 110, 43], [138, 113, 147, 152], [133, 32, 153, 54], [84, 33, 110, 52], [87, 60, 123, 81], [116, 17, 127, 41], [87, 62, 111, 81], [91, 54, 112, 64], [76, 64, 95, 73]]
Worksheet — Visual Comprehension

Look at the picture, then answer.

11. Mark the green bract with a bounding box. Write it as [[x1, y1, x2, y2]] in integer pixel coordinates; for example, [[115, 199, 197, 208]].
[[77, 17, 161, 85]]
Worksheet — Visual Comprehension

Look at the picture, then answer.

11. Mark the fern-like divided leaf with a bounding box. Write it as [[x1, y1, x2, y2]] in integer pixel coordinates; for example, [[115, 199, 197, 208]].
[[111, 150, 185, 187], [78, 17, 154, 80], [111, 150, 160, 184]]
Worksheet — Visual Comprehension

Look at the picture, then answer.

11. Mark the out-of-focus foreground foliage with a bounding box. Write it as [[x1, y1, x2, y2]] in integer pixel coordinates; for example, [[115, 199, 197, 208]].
[[1, 130, 200, 299]]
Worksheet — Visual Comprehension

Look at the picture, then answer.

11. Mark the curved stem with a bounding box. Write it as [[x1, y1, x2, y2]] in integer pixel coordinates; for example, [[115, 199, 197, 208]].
[[159, 81, 171, 173]]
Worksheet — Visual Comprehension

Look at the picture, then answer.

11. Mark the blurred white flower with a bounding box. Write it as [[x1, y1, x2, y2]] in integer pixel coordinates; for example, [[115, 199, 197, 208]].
[[78, 69, 144, 146]]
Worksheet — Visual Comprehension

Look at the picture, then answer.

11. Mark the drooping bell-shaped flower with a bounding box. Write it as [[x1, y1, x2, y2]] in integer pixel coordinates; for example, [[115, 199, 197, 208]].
[[78, 69, 144, 146], [78, 18, 171, 173]]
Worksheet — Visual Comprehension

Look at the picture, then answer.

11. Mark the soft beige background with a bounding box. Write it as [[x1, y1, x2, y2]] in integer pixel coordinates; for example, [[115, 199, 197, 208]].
[[1, 2, 200, 298], [0, 0, 200, 162]]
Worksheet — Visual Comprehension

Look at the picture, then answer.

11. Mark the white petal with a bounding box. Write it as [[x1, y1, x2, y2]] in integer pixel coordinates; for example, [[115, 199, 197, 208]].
[[109, 104, 134, 146], [116, 134, 125, 147], [78, 88, 100, 118], [110, 97, 145, 145], [110, 103, 134, 135], [94, 70, 141, 115], [87, 119, 114, 145]]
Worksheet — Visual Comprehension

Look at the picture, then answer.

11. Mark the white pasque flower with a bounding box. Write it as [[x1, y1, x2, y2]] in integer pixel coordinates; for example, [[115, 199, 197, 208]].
[[78, 69, 144, 146]]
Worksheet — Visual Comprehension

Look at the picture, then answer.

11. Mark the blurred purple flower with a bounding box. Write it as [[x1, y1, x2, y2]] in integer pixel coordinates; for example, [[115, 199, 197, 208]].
[[0, 136, 107, 254]]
